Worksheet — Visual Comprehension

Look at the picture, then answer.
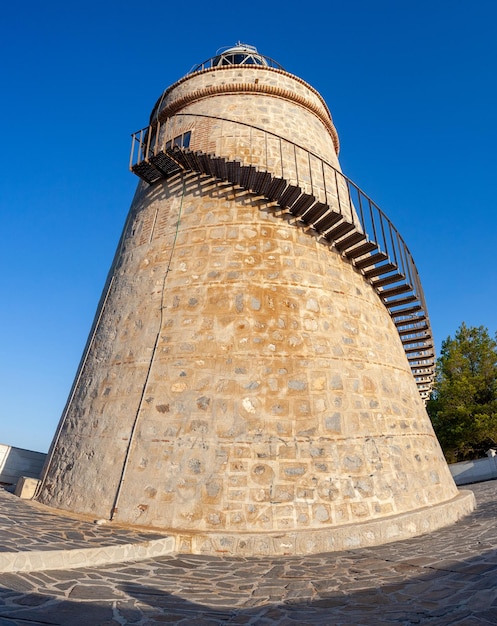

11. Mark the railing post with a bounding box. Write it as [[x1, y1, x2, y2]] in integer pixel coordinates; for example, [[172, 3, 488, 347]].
[[388, 221, 398, 265], [379, 212, 389, 257], [357, 187, 366, 233], [369, 200, 378, 243], [322, 161, 328, 206], [129, 133, 135, 171], [145, 125, 152, 162], [346, 180, 354, 226], [154, 121, 160, 157], [265, 131, 268, 172], [294, 144, 298, 186], [249, 125, 252, 166], [139, 128, 145, 163], [334, 169, 342, 215], [399, 236, 410, 281], [308, 151, 313, 196]]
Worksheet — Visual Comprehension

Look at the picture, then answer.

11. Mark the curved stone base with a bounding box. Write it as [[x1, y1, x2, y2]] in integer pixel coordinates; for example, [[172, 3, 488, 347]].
[[172, 490, 475, 556]]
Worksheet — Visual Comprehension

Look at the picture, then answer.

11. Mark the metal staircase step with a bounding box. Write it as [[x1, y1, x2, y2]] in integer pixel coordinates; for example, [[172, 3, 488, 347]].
[[279, 185, 302, 208], [183, 150, 202, 172], [404, 346, 430, 355], [266, 177, 288, 201], [252, 171, 272, 194], [411, 371, 435, 379], [408, 356, 435, 366], [397, 322, 429, 337], [246, 166, 258, 189], [404, 331, 433, 342], [149, 152, 181, 177], [227, 161, 242, 184], [379, 283, 413, 300], [324, 221, 356, 242], [391, 304, 423, 319], [313, 210, 342, 232], [290, 194, 316, 216], [196, 153, 215, 177], [302, 201, 328, 224], [209, 157, 221, 179], [132, 162, 163, 184], [334, 231, 368, 252], [383, 294, 418, 308], [354, 253, 390, 270], [371, 273, 405, 289], [413, 375, 434, 381], [345, 241, 378, 260], [167, 147, 191, 170], [362, 262, 397, 278], [395, 314, 427, 328], [216, 158, 228, 180], [240, 165, 255, 188], [410, 364, 435, 372], [403, 335, 432, 348], [397, 317, 428, 331], [402, 342, 435, 356]]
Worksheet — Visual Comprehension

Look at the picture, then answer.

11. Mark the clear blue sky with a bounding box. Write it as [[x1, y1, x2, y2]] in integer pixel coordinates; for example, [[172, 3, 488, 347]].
[[1, 1, 496, 452]]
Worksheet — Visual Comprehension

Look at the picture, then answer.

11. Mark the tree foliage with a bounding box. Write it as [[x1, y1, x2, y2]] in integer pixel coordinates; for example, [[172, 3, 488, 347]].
[[427, 322, 497, 462]]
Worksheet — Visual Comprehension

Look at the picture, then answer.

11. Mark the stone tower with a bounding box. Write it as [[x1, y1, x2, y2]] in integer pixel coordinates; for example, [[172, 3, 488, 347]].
[[37, 44, 473, 555]]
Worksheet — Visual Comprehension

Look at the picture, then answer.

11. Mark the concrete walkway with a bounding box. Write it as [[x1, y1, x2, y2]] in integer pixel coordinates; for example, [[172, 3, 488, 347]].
[[0, 482, 496, 624]]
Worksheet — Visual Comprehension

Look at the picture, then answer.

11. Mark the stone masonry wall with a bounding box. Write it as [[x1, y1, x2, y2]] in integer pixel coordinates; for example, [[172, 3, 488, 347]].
[[37, 59, 463, 552], [38, 172, 457, 532]]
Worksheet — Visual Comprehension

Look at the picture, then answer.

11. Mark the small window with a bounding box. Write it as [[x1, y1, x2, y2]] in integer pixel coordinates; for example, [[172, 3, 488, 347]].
[[166, 131, 192, 151], [182, 131, 191, 148]]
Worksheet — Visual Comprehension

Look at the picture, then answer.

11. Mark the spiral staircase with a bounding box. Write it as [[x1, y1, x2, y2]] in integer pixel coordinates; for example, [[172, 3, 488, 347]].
[[130, 116, 435, 400]]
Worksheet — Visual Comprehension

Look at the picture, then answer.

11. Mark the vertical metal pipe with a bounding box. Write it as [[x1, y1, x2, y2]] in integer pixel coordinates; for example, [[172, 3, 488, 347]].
[[308, 151, 313, 196], [379, 212, 389, 256], [322, 160, 328, 206], [388, 221, 398, 265], [294, 144, 298, 186], [145, 125, 152, 162], [334, 169, 342, 215], [265, 130, 268, 172], [369, 200, 378, 243], [346, 180, 354, 225], [357, 187, 366, 233], [129, 133, 136, 171], [154, 121, 160, 156]]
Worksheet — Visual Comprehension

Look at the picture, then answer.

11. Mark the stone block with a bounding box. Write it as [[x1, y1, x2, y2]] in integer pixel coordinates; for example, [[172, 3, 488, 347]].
[[14, 476, 41, 500]]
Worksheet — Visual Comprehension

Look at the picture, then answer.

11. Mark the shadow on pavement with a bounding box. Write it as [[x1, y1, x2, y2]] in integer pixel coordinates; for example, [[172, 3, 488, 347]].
[[0, 547, 497, 626]]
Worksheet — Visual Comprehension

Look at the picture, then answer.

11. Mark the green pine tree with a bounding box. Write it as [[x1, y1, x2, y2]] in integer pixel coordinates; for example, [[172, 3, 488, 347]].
[[427, 322, 497, 462]]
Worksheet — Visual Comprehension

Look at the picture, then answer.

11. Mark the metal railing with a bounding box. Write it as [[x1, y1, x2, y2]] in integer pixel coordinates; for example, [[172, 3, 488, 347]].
[[131, 115, 425, 303], [130, 114, 435, 398], [188, 53, 284, 75]]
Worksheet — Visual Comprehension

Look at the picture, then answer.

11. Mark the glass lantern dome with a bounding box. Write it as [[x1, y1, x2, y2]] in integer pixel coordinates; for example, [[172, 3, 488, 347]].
[[190, 43, 284, 73]]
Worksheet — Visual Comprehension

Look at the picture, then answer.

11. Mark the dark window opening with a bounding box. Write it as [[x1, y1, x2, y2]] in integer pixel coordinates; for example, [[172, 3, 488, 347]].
[[165, 131, 191, 151]]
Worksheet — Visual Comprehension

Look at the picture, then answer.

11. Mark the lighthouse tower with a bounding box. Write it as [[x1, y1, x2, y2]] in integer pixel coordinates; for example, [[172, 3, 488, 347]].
[[37, 44, 473, 555]]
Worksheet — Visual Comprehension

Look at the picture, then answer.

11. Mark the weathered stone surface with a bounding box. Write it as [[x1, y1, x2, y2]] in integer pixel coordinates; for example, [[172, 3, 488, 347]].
[[36, 48, 469, 554], [0, 482, 495, 624]]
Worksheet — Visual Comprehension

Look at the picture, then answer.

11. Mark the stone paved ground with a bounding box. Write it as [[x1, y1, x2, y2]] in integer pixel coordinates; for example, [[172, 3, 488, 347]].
[[1, 482, 497, 625], [0, 489, 167, 554]]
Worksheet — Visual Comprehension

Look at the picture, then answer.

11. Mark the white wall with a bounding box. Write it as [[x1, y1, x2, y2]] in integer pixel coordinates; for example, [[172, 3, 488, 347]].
[[0, 444, 46, 486], [450, 453, 497, 485]]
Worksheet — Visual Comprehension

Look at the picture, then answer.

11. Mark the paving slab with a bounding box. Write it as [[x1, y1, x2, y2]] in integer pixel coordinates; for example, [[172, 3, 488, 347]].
[[0, 490, 174, 572], [0, 482, 497, 624]]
